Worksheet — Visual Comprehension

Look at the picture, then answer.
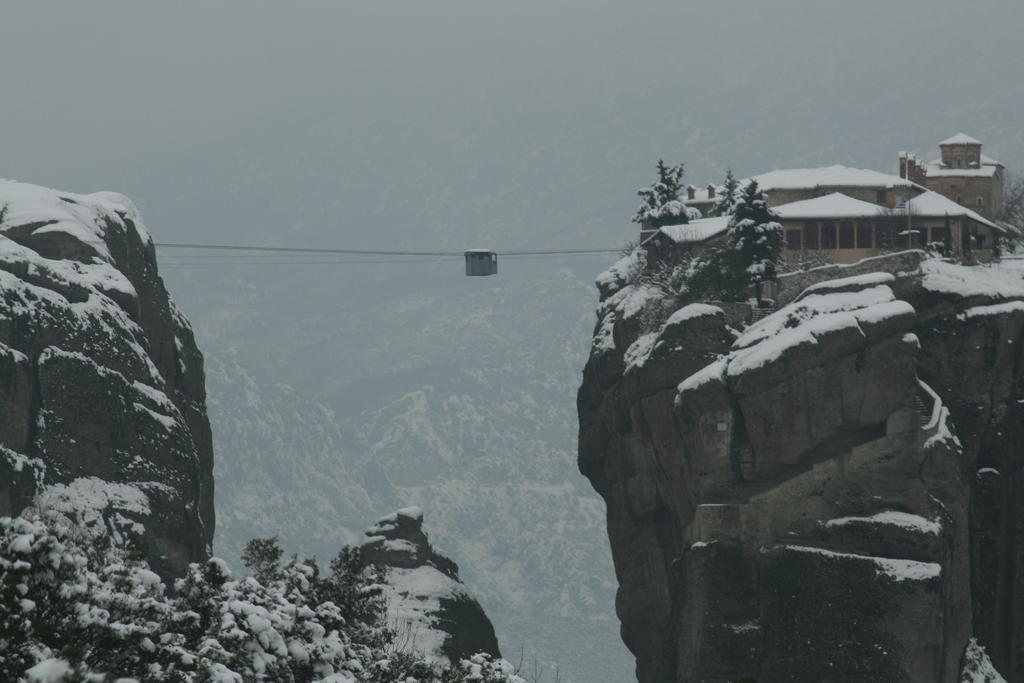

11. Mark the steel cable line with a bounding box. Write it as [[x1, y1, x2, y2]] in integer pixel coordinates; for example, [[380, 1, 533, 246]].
[[159, 257, 464, 267], [152, 241, 623, 257], [157, 252, 617, 267], [157, 252, 615, 261]]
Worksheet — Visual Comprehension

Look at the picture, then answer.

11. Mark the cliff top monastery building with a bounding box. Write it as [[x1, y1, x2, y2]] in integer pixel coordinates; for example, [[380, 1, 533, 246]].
[[641, 134, 1010, 264]]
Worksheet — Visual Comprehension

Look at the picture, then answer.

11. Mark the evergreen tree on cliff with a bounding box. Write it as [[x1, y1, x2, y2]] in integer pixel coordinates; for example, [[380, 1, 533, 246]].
[[710, 168, 740, 217], [632, 160, 688, 228], [727, 180, 784, 304], [0, 510, 526, 682]]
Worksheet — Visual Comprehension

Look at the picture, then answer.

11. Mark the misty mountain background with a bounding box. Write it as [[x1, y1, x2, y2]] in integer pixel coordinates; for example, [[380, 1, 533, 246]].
[[4, 2, 1024, 680]]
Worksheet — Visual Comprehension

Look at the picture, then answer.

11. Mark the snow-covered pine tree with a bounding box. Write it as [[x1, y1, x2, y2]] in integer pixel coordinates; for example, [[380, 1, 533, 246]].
[[727, 180, 785, 304], [632, 160, 688, 228], [0, 508, 527, 682], [710, 168, 740, 217]]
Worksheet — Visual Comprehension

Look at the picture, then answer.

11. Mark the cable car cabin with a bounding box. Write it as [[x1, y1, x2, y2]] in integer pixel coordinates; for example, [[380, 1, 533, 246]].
[[464, 249, 498, 276]]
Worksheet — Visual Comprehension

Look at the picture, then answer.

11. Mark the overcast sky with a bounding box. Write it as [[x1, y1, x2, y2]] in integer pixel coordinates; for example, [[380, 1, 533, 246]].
[[4, 1, 1024, 252]]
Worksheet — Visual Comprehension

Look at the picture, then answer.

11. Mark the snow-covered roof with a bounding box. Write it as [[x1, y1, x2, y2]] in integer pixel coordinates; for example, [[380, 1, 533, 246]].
[[750, 165, 917, 191], [773, 193, 885, 219], [981, 153, 1003, 166], [906, 190, 1003, 232], [653, 215, 730, 244], [939, 133, 982, 146], [770, 190, 1003, 233], [687, 164, 925, 207]]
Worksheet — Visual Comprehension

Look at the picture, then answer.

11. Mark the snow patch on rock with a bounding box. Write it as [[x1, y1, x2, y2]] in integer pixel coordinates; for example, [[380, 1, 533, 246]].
[[383, 565, 470, 664], [665, 303, 723, 325], [677, 358, 726, 395], [596, 250, 644, 298], [779, 544, 941, 582], [624, 332, 658, 370], [825, 511, 941, 535], [958, 300, 1024, 320], [921, 259, 1024, 301], [801, 271, 896, 295], [675, 279, 916, 385]]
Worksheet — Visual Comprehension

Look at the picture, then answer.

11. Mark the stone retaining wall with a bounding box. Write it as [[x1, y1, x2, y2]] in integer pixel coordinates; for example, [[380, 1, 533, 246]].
[[771, 250, 927, 307]]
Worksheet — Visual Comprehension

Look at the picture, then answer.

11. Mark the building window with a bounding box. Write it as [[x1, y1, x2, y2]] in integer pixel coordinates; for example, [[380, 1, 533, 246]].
[[876, 224, 895, 249], [977, 196, 984, 207], [786, 229, 802, 251], [839, 221, 855, 248], [930, 226, 950, 246], [856, 221, 873, 248], [956, 195, 962, 204], [803, 221, 819, 250], [876, 189, 887, 204], [821, 221, 837, 249]]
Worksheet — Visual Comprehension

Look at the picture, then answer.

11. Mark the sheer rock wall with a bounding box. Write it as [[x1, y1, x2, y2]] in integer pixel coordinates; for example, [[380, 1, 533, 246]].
[[578, 254, 1024, 682], [0, 180, 214, 582]]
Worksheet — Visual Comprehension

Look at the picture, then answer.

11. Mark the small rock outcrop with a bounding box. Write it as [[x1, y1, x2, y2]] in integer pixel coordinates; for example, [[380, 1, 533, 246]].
[[0, 180, 213, 582], [362, 507, 501, 665], [578, 251, 1023, 682]]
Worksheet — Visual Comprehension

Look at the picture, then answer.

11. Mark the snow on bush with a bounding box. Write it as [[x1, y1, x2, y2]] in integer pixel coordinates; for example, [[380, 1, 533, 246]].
[[0, 509, 524, 682], [595, 249, 646, 299]]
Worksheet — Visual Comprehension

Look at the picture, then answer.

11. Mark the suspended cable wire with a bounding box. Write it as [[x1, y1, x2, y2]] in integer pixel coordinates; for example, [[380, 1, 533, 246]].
[[152, 241, 624, 257], [160, 257, 463, 267], [499, 251, 620, 260], [157, 251, 617, 267], [154, 242, 460, 256], [500, 248, 623, 255]]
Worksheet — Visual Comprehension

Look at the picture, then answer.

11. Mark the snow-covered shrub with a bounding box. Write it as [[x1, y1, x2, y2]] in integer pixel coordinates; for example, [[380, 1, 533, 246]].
[[441, 653, 527, 683], [0, 510, 181, 681], [0, 511, 527, 682], [637, 245, 749, 304]]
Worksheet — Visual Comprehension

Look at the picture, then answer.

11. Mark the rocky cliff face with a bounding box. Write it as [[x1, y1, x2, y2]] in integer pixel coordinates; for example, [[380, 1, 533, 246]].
[[0, 180, 213, 582], [578, 250, 1024, 682], [362, 507, 502, 666]]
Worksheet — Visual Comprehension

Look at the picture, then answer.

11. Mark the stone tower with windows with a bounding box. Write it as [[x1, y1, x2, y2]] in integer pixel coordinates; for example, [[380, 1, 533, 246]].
[[900, 133, 1005, 220]]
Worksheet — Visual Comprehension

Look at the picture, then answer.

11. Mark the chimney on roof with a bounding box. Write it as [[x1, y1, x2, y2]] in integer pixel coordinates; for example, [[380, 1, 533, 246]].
[[908, 156, 926, 185], [707, 184, 716, 199], [687, 185, 696, 200], [898, 152, 926, 184]]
